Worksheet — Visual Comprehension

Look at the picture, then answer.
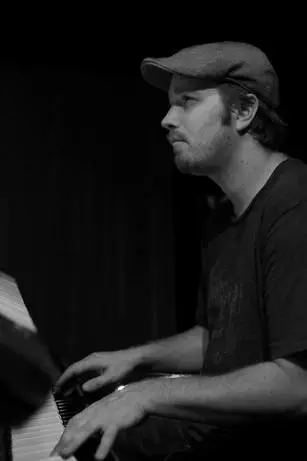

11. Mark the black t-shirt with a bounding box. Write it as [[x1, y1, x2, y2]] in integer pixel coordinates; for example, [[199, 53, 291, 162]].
[[193, 156, 307, 449], [196, 157, 307, 374]]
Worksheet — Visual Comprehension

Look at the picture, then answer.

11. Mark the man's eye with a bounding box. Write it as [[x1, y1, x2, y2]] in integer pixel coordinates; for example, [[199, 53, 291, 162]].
[[182, 96, 194, 106]]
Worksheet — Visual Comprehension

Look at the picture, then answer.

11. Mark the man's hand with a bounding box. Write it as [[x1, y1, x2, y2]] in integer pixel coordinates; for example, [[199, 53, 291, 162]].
[[50, 381, 154, 460], [54, 349, 144, 394]]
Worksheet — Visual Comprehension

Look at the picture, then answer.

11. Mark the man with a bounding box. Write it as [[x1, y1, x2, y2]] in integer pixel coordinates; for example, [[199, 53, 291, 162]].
[[52, 41, 307, 459]]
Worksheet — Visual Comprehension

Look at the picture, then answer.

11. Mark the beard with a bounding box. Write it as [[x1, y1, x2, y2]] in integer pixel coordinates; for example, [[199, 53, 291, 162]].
[[173, 127, 235, 177]]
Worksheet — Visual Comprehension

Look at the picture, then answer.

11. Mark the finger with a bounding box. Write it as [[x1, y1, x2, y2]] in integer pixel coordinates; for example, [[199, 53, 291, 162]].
[[82, 374, 116, 392], [54, 357, 101, 392], [50, 429, 89, 459], [94, 425, 118, 460], [50, 414, 96, 458]]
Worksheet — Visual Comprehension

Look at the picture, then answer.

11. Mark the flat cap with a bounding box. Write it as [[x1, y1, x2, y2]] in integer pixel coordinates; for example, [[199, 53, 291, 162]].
[[140, 41, 280, 109]]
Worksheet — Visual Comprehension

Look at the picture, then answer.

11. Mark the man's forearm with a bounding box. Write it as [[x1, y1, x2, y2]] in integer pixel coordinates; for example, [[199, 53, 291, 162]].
[[133, 325, 208, 373], [136, 359, 307, 424]]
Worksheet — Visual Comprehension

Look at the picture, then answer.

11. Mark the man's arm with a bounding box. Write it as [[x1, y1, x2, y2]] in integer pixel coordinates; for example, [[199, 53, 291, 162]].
[[54, 325, 208, 395], [135, 325, 208, 374], [132, 358, 307, 424]]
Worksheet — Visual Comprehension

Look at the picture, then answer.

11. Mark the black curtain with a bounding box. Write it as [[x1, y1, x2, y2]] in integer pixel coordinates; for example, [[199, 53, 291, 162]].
[[0, 67, 195, 367]]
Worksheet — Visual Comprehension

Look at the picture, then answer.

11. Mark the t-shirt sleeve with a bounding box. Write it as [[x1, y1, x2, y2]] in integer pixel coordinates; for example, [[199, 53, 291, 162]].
[[262, 200, 307, 360]]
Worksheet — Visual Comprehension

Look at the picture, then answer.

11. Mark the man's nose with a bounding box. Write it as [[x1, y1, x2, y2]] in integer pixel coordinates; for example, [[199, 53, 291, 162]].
[[161, 107, 179, 131]]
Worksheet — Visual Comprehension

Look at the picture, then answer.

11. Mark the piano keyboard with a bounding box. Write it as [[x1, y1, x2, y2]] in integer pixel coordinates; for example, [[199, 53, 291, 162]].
[[0, 273, 117, 461], [11, 378, 114, 461], [11, 392, 77, 461], [0, 273, 78, 461]]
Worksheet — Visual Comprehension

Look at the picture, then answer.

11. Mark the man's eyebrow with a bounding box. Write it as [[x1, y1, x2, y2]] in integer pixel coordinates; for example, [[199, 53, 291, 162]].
[[168, 90, 201, 105]]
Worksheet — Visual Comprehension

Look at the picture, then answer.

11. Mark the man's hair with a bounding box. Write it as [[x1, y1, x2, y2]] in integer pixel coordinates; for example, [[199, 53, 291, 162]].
[[218, 82, 288, 151]]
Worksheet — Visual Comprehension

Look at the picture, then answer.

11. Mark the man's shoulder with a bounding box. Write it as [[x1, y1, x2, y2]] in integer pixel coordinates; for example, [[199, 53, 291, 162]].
[[258, 157, 307, 237], [263, 156, 307, 215]]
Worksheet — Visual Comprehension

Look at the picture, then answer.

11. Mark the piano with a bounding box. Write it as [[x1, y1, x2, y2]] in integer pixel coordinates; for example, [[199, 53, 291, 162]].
[[0, 273, 118, 461], [11, 380, 113, 461], [0, 273, 187, 461]]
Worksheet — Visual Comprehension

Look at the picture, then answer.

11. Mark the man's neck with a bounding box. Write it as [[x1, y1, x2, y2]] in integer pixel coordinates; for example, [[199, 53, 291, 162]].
[[209, 139, 289, 218]]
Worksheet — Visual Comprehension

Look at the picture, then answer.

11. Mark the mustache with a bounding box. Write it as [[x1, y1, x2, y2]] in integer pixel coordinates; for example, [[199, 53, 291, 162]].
[[167, 132, 187, 144]]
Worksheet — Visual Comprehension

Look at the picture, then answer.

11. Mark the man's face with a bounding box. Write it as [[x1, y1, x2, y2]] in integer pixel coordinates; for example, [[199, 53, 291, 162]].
[[161, 75, 236, 176]]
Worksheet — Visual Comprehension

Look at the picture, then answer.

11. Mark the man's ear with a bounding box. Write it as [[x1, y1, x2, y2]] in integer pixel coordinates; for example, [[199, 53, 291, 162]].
[[232, 93, 259, 132]]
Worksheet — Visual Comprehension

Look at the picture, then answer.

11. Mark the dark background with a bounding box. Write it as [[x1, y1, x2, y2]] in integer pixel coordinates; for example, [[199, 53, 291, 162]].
[[0, 19, 305, 369]]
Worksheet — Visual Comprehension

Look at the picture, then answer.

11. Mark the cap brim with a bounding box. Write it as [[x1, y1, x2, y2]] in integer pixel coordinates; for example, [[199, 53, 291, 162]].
[[140, 58, 176, 92]]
